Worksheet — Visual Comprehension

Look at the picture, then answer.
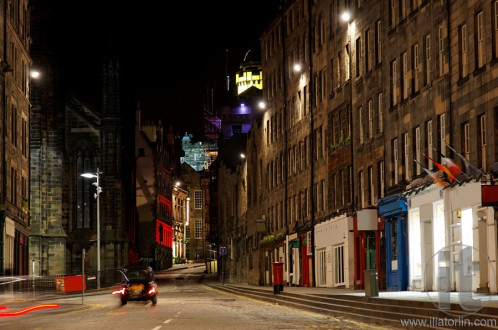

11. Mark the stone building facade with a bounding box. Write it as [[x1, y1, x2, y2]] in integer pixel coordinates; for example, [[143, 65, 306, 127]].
[[134, 105, 174, 270], [220, 0, 498, 293], [0, 0, 31, 276], [180, 162, 210, 262], [29, 0, 131, 277], [216, 134, 249, 283]]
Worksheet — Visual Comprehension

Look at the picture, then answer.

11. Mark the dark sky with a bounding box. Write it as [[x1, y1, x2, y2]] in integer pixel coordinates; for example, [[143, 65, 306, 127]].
[[54, 1, 280, 140]]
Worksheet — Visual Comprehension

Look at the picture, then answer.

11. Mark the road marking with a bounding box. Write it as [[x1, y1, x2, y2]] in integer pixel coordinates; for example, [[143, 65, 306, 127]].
[[164, 319, 172, 324], [152, 326, 162, 330], [175, 311, 181, 317]]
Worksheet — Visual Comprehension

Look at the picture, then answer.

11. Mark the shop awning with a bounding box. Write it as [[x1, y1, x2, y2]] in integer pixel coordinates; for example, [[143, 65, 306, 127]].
[[378, 194, 407, 217]]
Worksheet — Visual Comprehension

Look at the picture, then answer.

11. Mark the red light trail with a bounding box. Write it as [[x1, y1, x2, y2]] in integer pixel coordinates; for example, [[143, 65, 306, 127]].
[[0, 304, 60, 317]]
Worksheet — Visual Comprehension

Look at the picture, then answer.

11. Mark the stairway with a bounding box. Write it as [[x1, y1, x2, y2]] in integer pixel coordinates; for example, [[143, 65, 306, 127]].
[[206, 283, 498, 329]]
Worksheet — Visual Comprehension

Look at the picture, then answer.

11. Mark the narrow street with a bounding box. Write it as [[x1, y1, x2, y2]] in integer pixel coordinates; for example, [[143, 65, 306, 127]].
[[0, 266, 389, 330]]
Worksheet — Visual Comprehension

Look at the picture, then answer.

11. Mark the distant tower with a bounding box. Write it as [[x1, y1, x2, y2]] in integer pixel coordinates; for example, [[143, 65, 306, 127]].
[[99, 54, 129, 269]]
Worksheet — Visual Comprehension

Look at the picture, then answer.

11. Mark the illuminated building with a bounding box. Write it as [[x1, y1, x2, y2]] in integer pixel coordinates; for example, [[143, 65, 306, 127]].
[[0, 0, 31, 276], [135, 105, 174, 270]]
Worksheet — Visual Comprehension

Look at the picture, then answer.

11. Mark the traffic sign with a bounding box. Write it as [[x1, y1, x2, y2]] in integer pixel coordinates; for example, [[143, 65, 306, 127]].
[[220, 247, 227, 255]]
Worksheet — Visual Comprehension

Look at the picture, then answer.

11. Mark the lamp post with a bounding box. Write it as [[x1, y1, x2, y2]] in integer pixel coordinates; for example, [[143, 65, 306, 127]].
[[341, 10, 355, 212], [81, 168, 102, 289]]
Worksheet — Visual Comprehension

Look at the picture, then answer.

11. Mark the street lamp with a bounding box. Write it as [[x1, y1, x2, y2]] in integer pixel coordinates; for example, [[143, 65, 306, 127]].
[[81, 168, 102, 289], [341, 10, 355, 212]]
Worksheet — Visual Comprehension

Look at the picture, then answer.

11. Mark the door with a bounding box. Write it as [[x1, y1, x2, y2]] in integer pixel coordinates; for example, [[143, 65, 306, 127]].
[[366, 231, 376, 270]]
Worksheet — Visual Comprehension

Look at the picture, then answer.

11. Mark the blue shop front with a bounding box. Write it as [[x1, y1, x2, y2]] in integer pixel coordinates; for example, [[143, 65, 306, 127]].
[[378, 194, 408, 291]]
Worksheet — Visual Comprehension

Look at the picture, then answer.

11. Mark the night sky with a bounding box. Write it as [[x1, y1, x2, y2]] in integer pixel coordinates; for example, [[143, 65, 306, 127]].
[[54, 1, 280, 140]]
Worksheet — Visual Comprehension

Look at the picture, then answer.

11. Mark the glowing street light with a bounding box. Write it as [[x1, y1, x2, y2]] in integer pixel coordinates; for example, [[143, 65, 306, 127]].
[[80, 168, 102, 289], [341, 10, 351, 22], [293, 63, 302, 72]]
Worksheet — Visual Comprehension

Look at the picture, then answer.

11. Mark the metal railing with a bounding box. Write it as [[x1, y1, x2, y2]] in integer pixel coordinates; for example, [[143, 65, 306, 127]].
[[0, 269, 123, 299]]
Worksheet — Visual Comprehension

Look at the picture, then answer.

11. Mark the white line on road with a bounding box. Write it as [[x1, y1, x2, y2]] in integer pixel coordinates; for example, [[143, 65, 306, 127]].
[[152, 326, 162, 330], [164, 319, 172, 324], [175, 311, 181, 317]]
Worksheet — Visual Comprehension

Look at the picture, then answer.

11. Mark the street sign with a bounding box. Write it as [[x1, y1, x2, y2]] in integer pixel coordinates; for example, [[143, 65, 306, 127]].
[[220, 247, 227, 255]]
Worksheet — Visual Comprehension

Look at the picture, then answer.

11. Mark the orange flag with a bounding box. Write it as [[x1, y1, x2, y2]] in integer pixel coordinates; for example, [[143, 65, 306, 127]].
[[423, 153, 458, 183], [414, 160, 448, 188]]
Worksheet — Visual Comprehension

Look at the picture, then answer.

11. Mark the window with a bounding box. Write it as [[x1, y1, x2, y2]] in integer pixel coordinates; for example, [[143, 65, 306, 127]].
[[266, 120, 270, 144], [345, 45, 350, 81], [305, 189, 309, 218], [334, 245, 345, 286], [460, 24, 468, 78], [415, 126, 421, 175], [330, 58, 335, 93], [356, 37, 362, 78], [332, 174, 337, 210], [427, 120, 433, 168], [479, 114, 486, 169], [493, 1, 498, 59], [393, 138, 399, 184], [22, 119, 27, 157], [400, 0, 406, 19], [307, 232, 312, 255], [340, 170, 345, 206], [11, 105, 17, 147], [425, 34, 431, 85], [390, 0, 396, 27], [10, 167, 16, 205], [359, 106, 364, 144], [391, 59, 397, 107], [359, 170, 365, 208], [194, 190, 202, 209], [232, 124, 242, 136], [337, 51, 342, 89], [317, 125, 323, 159], [369, 166, 374, 206], [348, 166, 353, 204], [412, 44, 419, 92], [195, 219, 202, 239], [378, 93, 383, 133], [375, 20, 382, 64], [402, 52, 408, 100], [318, 249, 327, 286], [404, 133, 410, 180], [379, 161, 385, 198], [439, 113, 446, 157], [476, 11, 484, 68], [365, 29, 371, 72], [438, 25, 444, 76], [77, 155, 92, 229], [320, 180, 325, 212], [368, 100, 373, 139], [464, 122, 470, 159]]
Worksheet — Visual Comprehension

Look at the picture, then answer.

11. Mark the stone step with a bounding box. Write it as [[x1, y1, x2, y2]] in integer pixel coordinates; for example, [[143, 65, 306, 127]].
[[207, 284, 498, 329]]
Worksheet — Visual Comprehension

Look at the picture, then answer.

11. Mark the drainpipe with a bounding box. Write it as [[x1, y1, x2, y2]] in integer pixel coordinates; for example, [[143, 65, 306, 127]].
[[307, 0, 316, 287], [280, 0, 290, 284], [0, 0, 8, 276]]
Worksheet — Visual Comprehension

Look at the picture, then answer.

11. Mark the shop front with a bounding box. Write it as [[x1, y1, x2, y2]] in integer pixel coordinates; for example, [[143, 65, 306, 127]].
[[353, 209, 384, 290], [378, 194, 408, 291], [314, 214, 354, 288]]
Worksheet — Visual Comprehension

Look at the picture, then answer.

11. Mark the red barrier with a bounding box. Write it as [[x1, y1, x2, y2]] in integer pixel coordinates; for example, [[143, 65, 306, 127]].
[[55, 275, 86, 293]]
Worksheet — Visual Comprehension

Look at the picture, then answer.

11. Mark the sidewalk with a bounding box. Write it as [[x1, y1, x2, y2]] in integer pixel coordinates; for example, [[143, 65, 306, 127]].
[[218, 281, 498, 309]]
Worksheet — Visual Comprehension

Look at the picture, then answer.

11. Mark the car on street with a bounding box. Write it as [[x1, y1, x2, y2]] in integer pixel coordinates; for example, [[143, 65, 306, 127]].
[[113, 265, 158, 305]]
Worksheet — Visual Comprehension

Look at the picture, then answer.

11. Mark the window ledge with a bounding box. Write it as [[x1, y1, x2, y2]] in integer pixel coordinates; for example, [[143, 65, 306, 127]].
[[457, 75, 469, 86]]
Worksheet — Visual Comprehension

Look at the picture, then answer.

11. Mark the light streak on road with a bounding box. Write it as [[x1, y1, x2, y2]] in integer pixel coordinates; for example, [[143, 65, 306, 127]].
[[0, 304, 60, 317]]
